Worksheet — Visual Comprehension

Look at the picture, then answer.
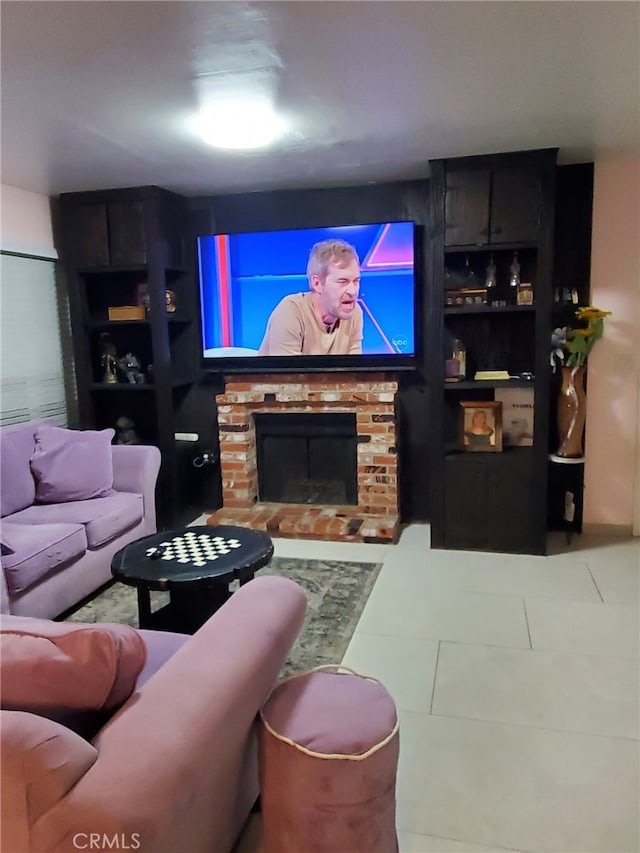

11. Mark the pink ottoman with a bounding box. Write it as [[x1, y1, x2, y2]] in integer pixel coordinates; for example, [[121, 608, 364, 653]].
[[258, 665, 399, 853]]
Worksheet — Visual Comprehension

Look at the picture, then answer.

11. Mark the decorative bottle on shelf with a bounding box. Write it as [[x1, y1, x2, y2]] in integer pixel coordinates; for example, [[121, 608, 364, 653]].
[[453, 338, 466, 380], [517, 281, 534, 305], [464, 255, 477, 284], [509, 251, 521, 288], [485, 254, 497, 289], [445, 338, 466, 382]]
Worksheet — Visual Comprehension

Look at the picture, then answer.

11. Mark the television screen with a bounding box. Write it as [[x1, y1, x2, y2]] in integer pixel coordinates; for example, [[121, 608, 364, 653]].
[[197, 221, 417, 370]]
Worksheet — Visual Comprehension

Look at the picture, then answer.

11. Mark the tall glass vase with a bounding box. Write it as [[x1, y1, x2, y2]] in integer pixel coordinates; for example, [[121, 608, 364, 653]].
[[557, 365, 586, 458]]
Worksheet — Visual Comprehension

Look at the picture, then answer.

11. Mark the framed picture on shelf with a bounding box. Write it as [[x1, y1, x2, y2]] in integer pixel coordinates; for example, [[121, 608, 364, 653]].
[[459, 401, 503, 452], [494, 387, 534, 446]]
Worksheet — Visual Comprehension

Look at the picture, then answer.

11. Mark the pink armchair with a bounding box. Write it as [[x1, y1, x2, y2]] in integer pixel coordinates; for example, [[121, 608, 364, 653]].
[[1, 574, 307, 853]]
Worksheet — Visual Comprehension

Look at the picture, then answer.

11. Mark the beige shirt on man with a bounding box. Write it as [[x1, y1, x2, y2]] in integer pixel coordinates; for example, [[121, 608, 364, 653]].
[[258, 293, 363, 356]]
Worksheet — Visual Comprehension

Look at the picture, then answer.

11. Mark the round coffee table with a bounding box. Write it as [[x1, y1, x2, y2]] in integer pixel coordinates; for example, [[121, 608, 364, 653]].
[[111, 525, 274, 634]]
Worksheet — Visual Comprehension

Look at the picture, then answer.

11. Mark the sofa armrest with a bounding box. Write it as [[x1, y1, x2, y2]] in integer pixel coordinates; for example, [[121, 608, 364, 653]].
[[33, 575, 307, 853], [1, 711, 98, 853], [111, 444, 161, 535]]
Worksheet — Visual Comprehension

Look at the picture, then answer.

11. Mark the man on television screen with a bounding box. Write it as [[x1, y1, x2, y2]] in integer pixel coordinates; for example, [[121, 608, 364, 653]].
[[258, 239, 363, 356]]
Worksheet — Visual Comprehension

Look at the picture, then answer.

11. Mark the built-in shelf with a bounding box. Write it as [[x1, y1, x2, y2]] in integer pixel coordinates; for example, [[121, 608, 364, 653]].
[[444, 304, 536, 315], [430, 148, 558, 555], [445, 446, 535, 460], [60, 185, 204, 530], [89, 379, 194, 391], [79, 265, 147, 276], [444, 379, 536, 391], [79, 264, 185, 276], [444, 241, 538, 254], [86, 317, 191, 329], [87, 319, 150, 328], [89, 383, 155, 391]]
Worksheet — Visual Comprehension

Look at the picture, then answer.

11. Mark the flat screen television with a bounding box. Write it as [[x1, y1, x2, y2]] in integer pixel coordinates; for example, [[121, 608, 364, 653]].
[[197, 220, 418, 373]]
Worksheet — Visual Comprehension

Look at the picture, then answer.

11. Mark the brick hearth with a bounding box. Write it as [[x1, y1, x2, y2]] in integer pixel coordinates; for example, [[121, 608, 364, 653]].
[[206, 373, 400, 543]]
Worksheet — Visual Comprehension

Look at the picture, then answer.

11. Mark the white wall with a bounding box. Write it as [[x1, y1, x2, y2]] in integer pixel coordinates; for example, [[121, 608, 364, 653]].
[[0, 184, 57, 257], [583, 154, 640, 533]]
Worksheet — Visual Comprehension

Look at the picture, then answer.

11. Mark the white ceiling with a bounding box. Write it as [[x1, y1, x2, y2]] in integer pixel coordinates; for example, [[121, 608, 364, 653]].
[[1, 1, 638, 199]]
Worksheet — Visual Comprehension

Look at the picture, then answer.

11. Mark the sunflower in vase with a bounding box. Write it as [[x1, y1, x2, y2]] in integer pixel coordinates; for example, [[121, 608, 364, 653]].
[[551, 305, 611, 457], [551, 306, 611, 372]]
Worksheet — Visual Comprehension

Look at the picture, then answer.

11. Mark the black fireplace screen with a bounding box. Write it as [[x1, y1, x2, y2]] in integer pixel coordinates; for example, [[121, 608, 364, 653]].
[[255, 412, 357, 505]]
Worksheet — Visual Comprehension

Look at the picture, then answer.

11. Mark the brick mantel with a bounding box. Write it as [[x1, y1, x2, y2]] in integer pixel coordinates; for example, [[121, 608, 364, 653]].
[[209, 373, 400, 542]]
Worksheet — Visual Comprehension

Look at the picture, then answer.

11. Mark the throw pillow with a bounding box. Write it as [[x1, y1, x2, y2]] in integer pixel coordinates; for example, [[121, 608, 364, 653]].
[[0, 617, 147, 720], [30, 425, 115, 503]]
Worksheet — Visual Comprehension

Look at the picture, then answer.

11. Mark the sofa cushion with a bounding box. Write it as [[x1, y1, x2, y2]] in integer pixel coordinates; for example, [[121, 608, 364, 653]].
[[30, 425, 115, 504], [8, 491, 143, 549], [0, 617, 147, 718], [0, 521, 87, 596], [0, 426, 37, 517]]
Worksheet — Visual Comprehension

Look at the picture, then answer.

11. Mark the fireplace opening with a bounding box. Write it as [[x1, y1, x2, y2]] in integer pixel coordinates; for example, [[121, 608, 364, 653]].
[[255, 412, 357, 505]]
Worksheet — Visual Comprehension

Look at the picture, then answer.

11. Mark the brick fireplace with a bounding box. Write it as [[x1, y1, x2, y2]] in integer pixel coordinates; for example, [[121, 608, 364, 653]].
[[206, 373, 400, 543]]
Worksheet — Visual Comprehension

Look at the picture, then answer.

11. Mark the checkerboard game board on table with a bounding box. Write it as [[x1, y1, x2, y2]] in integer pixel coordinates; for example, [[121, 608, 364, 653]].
[[146, 530, 243, 568]]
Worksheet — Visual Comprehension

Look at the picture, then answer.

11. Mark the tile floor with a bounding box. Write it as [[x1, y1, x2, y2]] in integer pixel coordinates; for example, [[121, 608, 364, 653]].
[[233, 524, 640, 853]]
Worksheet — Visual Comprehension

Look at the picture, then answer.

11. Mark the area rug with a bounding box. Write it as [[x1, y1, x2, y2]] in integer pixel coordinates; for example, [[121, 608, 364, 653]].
[[66, 557, 382, 677]]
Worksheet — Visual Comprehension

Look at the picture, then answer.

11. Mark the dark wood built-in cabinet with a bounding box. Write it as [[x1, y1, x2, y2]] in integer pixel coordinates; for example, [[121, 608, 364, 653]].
[[444, 163, 541, 247], [58, 153, 591, 551], [59, 186, 212, 528], [428, 149, 558, 554]]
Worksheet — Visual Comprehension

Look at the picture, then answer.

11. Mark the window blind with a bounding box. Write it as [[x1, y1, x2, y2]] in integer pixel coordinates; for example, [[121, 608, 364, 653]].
[[0, 252, 76, 427]]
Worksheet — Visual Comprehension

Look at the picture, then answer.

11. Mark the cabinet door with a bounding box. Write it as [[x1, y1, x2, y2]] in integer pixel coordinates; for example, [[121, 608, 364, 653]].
[[490, 167, 540, 243], [486, 454, 537, 552], [108, 201, 146, 265], [444, 458, 488, 549], [73, 203, 109, 267], [444, 169, 491, 246]]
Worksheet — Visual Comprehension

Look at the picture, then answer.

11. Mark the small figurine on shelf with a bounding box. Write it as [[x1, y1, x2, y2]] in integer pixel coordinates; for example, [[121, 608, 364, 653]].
[[115, 416, 140, 445], [98, 332, 118, 384], [165, 289, 177, 313], [509, 251, 521, 288], [118, 352, 146, 384], [485, 254, 497, 290], [101, 355, 118, 384]]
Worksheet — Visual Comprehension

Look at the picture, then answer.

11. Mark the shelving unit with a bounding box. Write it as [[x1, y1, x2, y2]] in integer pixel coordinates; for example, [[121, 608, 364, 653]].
[[59, 186, 214, 528], [427, 149, 558, 554]]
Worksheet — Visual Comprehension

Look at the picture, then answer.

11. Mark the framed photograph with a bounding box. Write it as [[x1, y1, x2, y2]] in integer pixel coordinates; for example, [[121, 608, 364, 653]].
[[459, 401, 503, 452]]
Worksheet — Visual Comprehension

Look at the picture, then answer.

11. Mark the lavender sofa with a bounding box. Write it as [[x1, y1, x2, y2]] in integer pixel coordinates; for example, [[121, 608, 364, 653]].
[[1, 575, 307, 853], [0, 421, 160, 619]]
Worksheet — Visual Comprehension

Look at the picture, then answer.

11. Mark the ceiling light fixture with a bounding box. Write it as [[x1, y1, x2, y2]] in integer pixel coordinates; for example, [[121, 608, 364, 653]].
[[196, 97, 287, 151]]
